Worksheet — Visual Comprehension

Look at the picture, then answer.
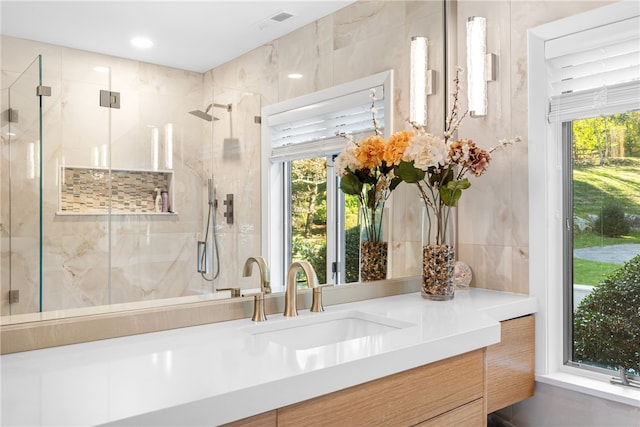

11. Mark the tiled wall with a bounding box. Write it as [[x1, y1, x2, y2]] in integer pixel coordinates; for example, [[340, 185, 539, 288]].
[[3, 0, 614, 317], [60, 168, 172, 214], [453, 0, 614, 294], [205, 0, 446, 283], [1, 35, 209, 315]]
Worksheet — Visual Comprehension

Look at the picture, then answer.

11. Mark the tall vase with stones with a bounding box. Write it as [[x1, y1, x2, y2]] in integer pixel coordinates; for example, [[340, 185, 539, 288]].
[[359, 204, 388, 282], [421, 205, 456, 300]]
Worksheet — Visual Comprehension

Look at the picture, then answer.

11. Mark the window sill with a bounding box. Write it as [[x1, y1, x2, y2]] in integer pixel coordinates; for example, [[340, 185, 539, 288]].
[[536, 367, 640, 408]]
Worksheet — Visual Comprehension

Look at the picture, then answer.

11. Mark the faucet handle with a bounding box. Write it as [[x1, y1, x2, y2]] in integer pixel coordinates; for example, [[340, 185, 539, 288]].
[[311, 284, 332, 313], [250, 292, 267, 322]]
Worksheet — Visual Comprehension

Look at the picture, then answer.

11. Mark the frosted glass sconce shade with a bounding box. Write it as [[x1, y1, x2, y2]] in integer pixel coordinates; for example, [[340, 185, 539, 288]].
[[410, 36, 430, 127], [466, 16, 496, 117]]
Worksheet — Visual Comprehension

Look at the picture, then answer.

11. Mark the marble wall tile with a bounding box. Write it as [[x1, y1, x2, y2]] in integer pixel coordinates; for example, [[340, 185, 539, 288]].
[[2, 0, 529, 315], [332, 1, 406, 52], [210, 89, 263, 289], [458, 242, 513, 291], [208, 0, 447, 285], [1, 35, 212, 315], [277, 17, 334, 100], [453, 0, 614, 294]]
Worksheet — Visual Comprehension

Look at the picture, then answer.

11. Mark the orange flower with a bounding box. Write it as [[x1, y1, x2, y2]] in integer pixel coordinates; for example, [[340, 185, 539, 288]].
[[355, 135, 386, 169], [384, 130, 414, 166]]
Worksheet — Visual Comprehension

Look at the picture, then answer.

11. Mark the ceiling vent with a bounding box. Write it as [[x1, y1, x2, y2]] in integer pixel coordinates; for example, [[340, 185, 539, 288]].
[[270, 11, 294, 22]]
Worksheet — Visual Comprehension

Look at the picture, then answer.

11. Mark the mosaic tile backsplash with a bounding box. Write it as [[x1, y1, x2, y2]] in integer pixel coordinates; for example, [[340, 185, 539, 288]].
[[60, 167, 172, 213]]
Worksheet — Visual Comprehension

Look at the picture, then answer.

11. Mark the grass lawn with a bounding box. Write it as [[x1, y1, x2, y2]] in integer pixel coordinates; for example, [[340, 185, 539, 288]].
[[573, 258, 620, 286], [572, 161, 640, 286], [573, 162, 640, 218], [573, 229, 640, 249]]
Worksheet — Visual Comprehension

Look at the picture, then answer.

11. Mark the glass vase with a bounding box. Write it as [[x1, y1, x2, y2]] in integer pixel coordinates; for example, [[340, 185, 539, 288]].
[[359, 204, 388, 282], [421, 205, 456, 300]]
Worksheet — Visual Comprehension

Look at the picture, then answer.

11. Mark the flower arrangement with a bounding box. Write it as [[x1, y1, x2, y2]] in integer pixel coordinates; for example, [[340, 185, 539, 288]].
[[334, 69, 519, 286], [334, 89, 406, 243], [391, 66, 520, 246]]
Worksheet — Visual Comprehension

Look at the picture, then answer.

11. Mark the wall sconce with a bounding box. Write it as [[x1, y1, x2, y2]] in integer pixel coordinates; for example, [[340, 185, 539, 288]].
[[410, 36, 435, 127], [466, 16, 496, 117]]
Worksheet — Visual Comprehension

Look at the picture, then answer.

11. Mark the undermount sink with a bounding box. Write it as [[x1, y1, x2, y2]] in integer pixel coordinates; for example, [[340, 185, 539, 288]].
[[243, 310, 415, 350]]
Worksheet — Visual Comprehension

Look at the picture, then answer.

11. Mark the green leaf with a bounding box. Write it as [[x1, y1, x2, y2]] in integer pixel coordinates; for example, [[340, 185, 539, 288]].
[[355, 169, 376, 186], [440, 178, 471, 206], [340, 172, 363, 195], [394, 161, 425, 183], [389, 176, 403, 192], [430, 167, 454, 187]]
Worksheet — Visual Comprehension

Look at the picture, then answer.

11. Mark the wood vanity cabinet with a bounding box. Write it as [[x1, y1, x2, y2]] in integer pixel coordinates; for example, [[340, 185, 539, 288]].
[[486, 314, 535, 413], [225, 315, 535, 427], [223, 411, 277, 427], [226, 350, 485, 427]]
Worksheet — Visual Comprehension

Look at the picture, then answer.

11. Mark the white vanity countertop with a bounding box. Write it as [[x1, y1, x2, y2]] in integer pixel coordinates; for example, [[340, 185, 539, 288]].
[[0, 289, 536, 426]]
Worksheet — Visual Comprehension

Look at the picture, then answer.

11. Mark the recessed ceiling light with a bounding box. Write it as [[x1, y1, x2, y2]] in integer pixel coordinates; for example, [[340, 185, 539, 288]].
[[288, 73, 303, 79], [131, 37, 153, 49], [94, 66, 110, 73]]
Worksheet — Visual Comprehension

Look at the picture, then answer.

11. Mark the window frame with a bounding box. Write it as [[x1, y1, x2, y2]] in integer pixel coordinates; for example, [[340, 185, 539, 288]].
[[283, 154, 341, 286], [528, 0, 640, 405], [261, 71, 393, 292]]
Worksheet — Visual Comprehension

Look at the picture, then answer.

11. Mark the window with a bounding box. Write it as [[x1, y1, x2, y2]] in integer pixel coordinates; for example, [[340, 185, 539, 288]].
[[261, 71, 393, 291], [562, 112, 640, 382], [529, 0, 640, 399]]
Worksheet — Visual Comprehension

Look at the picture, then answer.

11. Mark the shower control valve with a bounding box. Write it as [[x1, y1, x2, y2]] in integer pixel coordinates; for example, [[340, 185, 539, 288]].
[[223, 193, 234, 224]]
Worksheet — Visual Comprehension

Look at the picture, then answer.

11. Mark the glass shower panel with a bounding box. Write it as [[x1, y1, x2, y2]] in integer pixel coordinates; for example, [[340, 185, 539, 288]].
[[0, 55, 41, 316], [108, 69, 212, 304], [41, 55, 112, 311], [211, 87, 262, 292]]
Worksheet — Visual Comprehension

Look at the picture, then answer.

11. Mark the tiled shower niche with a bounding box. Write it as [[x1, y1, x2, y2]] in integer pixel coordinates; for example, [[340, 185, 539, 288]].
[[58, 167, 174, 215]]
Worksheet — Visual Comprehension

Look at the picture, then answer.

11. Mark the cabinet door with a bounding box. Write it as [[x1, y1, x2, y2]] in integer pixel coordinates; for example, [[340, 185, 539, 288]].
[[415, 398, 484, 427], [486, 315, 535, 413], [277, 350, 484, 427]]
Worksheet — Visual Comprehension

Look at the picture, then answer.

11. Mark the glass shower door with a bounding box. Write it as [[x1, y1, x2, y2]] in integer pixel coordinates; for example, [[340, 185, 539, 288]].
[[1, 55, 42, 315]]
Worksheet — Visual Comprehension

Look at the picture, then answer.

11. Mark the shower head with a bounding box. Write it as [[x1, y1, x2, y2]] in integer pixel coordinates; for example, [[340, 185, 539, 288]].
[[189, 104, 219, 121], [189, 110, 216, 121]]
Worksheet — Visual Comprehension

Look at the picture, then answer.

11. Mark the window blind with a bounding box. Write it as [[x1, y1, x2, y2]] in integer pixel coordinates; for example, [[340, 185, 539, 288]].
[[547, 15, 640, 122], [268, 86, 385, 162]]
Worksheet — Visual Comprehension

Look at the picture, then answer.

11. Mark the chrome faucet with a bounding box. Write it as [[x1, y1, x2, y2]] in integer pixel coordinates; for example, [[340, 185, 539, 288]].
[[242, 256, 271, 294], [284, 260, 319, 317]]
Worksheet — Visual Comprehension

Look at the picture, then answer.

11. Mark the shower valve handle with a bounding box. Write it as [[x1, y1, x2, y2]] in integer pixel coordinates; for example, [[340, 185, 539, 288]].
[[223, 194, 234, 224]]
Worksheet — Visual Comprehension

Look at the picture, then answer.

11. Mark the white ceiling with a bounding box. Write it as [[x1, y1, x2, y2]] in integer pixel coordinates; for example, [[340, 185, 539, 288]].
[[1, 1, 355, 73]]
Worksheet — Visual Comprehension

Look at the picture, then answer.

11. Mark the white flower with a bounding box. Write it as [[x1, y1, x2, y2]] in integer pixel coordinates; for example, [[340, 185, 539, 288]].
[[402, 134, 450, 171], [334, 145, 363, 176]]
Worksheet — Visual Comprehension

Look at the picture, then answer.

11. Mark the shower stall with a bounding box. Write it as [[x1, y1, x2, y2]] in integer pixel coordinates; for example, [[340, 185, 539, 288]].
[[1, 39, 261, 317]]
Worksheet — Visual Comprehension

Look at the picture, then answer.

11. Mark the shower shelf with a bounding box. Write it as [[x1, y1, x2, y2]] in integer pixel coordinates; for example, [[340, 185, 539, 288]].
[[56, 166, 176, 216]]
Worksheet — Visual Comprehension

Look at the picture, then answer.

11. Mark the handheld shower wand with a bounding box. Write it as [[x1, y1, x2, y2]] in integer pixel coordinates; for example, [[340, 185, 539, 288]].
[[198, 178, 220, 281]]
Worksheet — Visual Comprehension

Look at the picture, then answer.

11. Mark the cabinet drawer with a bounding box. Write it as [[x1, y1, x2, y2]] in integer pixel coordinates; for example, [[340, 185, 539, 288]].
[[415, 398, 484, 427], [486, 315, 535, 413], [277, 349, 484, 427]]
